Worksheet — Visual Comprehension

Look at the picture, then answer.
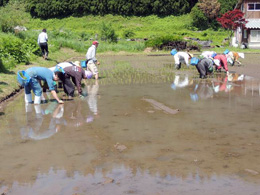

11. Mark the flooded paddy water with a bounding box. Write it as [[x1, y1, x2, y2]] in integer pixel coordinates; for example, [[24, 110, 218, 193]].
[[0, 54, 260, 195]]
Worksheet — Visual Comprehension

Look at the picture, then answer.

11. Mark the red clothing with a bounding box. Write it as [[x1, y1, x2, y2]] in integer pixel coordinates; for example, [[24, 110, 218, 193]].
[[214, 55, 228, 71]]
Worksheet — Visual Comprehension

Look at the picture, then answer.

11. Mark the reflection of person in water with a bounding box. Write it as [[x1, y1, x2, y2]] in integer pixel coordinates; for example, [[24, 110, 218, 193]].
[[190, 81, 214, 102], [20, 102, 66, 140], [212, 75, 233, 93], [171, 74, 193, 90], [83, 80, 99, 123]]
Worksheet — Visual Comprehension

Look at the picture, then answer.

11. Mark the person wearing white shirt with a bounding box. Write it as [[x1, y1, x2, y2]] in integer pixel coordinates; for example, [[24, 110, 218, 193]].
[[38, 29, 49, 60], [171, 51, 193, 70], [86, 41, 100, 79]]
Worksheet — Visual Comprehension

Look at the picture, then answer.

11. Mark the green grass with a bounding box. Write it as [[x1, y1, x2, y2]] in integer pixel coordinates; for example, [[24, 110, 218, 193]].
[[25, 14, 228, 47]]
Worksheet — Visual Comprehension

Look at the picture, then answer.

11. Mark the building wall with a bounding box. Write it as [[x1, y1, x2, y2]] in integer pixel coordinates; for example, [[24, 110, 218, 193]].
[[244, 0, 260, 18]]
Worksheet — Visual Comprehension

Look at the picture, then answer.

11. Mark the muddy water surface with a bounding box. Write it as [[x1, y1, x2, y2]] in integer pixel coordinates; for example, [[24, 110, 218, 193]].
[[0, 55, 260, 195]]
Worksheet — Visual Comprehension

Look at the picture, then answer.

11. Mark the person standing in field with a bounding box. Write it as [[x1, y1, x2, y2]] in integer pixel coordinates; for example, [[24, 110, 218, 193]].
[[86, 41, 100, 79], [38, 29, 49, 60]]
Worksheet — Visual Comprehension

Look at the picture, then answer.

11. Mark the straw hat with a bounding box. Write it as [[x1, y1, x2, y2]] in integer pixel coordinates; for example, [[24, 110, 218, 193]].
[[74, 61, 81, 67], [188, 52, 193, 58]]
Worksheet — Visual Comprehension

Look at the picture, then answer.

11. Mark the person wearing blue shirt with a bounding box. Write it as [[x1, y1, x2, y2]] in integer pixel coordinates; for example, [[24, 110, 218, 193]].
[[23, 67, 64, 104]]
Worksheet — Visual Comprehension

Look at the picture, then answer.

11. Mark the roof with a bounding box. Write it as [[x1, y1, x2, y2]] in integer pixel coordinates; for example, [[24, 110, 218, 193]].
[[246, 19, 260, 29]]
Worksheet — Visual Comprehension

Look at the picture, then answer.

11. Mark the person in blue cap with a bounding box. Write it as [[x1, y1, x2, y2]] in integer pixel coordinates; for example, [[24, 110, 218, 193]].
[[191, 57, 214, 79], [18, 67, 64, 104], [171, 49, 193, 70]]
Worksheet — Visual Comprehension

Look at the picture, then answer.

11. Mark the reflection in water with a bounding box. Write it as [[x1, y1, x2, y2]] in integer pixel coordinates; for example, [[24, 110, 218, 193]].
[[82, 80, 99, 123], [171, 74, 192, 90], [1, 165, 260, 195], [20, 102, 66, 140], [1, 72, 260, 194], [172, 73, 260, 102]]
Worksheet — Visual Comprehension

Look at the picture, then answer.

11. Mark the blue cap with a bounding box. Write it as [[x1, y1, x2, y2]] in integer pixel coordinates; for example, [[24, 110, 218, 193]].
[[190, 57, 200, 65], [223, 49, 229, 55], [170, 49, 177, 56]]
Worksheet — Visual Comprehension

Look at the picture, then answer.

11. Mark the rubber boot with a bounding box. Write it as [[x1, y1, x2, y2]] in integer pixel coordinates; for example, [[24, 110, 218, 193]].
[[34, 96, 41, 105], [25, 93, 33, 103]]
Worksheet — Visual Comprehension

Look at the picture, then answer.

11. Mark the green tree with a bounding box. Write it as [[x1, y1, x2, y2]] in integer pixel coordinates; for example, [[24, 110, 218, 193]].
[[100, 22, 118, 43], [190, 4, 209, 30], [218, 0, 237, 14]]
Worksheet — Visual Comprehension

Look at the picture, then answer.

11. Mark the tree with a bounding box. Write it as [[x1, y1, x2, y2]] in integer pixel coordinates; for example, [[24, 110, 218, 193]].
[[218, 0, 238, 14], [100, 22, 118, 43], [198, 0, 220, 20], [191, 0, 221, 30], [217, 9, 247, 44], [190, 4, 209, 30]]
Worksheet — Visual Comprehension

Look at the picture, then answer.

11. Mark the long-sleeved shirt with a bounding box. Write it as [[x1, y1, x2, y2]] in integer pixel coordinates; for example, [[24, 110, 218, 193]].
[[174, 52, 190, 67], [214, 55, 228, 71], [25, 67, 56, 90], [64, 66, 86, 94], [37, 32, 48, 44], [86, 45, 97, 64], [49, 62, 75, 72], [196, 58, 214, 76], [201, 51, 216, 58]]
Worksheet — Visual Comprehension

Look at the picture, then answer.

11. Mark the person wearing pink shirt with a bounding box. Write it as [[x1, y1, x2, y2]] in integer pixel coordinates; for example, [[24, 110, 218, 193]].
[[214, 54, 229, 73]]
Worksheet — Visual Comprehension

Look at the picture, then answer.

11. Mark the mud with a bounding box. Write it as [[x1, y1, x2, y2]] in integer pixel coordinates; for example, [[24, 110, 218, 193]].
[[0, 54, 260, 195]]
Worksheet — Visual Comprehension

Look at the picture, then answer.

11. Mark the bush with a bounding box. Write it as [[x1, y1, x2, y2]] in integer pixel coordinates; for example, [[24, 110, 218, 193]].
[[123, 29, 135, 39], [145, 35, 183, 48], [100, 22, 118, 43]]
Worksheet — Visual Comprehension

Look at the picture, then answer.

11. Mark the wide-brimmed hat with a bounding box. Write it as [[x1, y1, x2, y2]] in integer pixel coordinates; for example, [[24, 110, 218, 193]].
[[188, 52, 193, 58], [74, 61, 81, 67]]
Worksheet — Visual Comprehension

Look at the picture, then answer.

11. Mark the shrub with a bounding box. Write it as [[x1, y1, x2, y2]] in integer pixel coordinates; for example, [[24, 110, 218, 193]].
[[145, 35, 183, 48], [190, 4, 209, 30], [123, 29, 136, 39], [100, 22, 118, 43]]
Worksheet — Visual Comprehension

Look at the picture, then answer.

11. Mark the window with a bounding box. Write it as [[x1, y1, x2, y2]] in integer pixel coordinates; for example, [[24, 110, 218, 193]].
[[250, 30, 260, 42], [248, 3, 260, 10]]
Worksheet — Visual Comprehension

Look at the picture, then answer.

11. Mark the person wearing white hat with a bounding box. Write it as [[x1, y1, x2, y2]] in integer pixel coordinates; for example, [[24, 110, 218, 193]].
[[171, 50, 193, 70], [225, 51, 244, 66]]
